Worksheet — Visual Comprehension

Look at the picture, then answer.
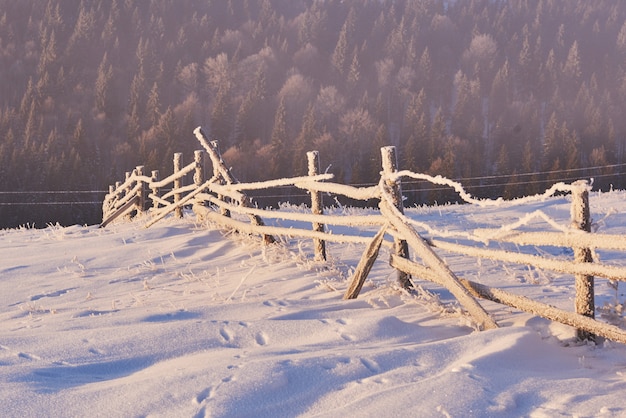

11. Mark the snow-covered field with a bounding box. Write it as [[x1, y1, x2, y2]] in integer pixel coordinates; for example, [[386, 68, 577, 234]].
[[3, 191, 626, 417]]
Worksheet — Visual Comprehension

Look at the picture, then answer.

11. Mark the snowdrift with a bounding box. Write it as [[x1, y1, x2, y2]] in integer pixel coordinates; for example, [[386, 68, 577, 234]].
[[3, 192, 626, 417]]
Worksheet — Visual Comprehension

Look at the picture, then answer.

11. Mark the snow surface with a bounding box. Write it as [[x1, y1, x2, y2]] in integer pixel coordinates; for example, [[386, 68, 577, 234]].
[[3, 191, 626, 417]]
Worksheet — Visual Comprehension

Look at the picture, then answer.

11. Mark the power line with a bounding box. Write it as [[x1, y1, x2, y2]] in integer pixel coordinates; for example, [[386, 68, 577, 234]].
[[0, 190, 107, 195], [0, 202, 102, 206], [1, 162, 622, 204]]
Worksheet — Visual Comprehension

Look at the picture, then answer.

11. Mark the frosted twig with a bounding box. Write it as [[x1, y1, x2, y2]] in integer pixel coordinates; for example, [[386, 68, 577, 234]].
[[226, 266, 256, 301], [476, 210, 572, 240]]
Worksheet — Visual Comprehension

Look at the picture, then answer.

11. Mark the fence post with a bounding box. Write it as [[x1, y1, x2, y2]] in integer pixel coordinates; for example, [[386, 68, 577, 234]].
[[124, 171, 133, 219], [104, 185, 115, 217], [571, 179, 595, 342], [150, 170, 160, 210], [194, 150, 205, 186], [307, 151, 326, 261], [136, 165, 146, 213], [381, 146, 411, 289], [210, 140, 231, 218], [193, 150, 206, 209], [172, 153, 183, 218]]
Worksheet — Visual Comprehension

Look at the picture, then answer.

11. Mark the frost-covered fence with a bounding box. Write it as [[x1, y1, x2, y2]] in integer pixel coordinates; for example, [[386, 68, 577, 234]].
[[101, 152, 205, 228], [102, 126, 626, 343]]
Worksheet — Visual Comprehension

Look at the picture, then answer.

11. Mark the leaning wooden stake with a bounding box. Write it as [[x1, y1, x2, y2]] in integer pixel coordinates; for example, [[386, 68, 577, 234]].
[[571, 180, 595, 342], [380, 199, 498, 330], [381, 146, 411, 289], [344, 225, 387, 299], [100, 195, 140, 228], [307, 151, 326, 261], [390, 254, 626, 344], [194, 127, 275, 244]]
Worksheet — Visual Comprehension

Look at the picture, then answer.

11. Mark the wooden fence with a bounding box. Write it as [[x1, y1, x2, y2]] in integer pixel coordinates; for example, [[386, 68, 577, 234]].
[[102, 126, 626, 344]]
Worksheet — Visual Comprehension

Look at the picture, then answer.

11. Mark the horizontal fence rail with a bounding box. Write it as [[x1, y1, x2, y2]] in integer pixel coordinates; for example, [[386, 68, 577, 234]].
[[101, 126, 626, 344]]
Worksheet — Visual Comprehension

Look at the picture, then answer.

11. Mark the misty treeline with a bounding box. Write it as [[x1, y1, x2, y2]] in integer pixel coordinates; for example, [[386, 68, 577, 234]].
[[1, 0, 625, 227]]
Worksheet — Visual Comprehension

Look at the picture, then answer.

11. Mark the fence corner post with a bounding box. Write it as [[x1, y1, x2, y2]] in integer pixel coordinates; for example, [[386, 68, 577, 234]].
[[173, 153, 184, 219], [571, 179, 595, 342], [307, 151, 326, 261], [381, 146, 411, 289]]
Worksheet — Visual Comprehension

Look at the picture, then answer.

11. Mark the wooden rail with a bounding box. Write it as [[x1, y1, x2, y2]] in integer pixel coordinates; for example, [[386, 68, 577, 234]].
[[101, 126, 626, 343]]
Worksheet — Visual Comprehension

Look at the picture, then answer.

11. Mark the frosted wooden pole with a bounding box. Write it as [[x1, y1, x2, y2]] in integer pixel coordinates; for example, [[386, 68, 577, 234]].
[[381, 200, 497, 330], [210, 141, 230, 218], [381, 146, 410, 288], [307, 151, 326, 261], [193, 150, 206, 209], [124, 171, 132, 197], [173, 153, 183, 219], [194, 150, 205, 185], [390, 254, 626, 343], [150, 170, 160, 210], [104, 185, 115, 218], [571, 180, 595, 341], [124, 171, 133, 219], [194, 127, 274, 243], [344, 225, 387, 299], [136, 165, 146, 213], [114, 181, 121, 210]]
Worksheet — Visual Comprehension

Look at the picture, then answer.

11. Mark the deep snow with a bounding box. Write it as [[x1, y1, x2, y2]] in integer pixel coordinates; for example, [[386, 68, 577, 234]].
[[3, 191, 626, 417]]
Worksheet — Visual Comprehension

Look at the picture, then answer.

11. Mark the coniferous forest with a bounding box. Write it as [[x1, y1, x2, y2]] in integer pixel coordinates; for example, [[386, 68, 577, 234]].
[[1, 0, 625, 227]]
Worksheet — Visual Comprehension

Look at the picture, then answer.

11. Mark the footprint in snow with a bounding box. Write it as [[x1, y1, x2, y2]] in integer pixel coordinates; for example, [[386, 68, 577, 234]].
[[18, 352, 41, 361], [360, 357, 381, 374], [255, 332, 268, 346], [219, 327, 233, 342], [193, 387, 214, 405]]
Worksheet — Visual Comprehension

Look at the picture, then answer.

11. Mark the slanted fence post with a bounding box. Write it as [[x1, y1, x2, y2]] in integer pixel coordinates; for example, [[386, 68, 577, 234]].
[[150, 170, 160, 210], [307, 151, 326, 261], [173, 153, 183, 219], [381, 146, 411, 289], [571, 179, 595, 342]]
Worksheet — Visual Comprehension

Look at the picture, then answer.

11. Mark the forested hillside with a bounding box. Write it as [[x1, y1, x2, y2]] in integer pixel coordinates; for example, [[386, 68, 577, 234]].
[[1, 0, 625, 227]]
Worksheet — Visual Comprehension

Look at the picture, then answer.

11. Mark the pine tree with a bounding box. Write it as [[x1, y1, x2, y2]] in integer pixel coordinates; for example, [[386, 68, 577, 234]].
[[402, 89, 428, 171], [331, 21, 349, 76], [562, 41, 582, 98], [95, 53, 114, 116], [542, 112, 560, 170], [210, 87, 233, 146], [292, 104, 318, 176], [269, 97, 288, 178], [429, 107, 447, 162], [347, 47, 361, 89], [146, 82, 160, 128]]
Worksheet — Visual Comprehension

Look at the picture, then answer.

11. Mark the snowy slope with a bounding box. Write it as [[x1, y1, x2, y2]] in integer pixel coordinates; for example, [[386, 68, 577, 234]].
[[3, 192, 626, 417]]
